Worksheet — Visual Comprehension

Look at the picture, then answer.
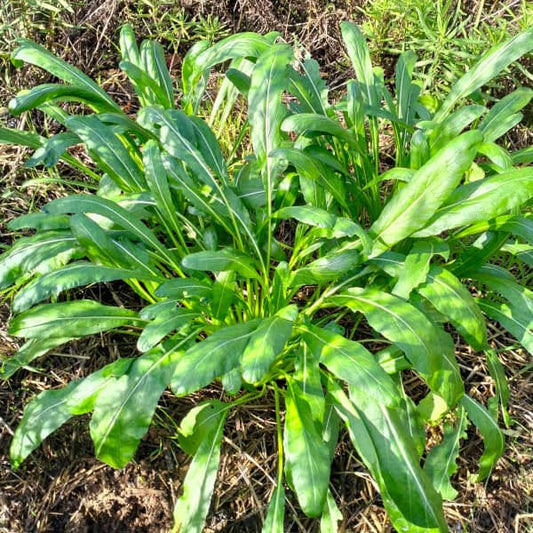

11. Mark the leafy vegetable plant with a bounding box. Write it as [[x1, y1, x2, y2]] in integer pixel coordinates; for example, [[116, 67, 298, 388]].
[[1, 22, 532, 532]]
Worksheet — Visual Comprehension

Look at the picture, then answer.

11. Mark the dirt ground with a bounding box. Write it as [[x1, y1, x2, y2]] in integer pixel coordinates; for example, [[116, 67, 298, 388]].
[[0, 1, 532, 532]]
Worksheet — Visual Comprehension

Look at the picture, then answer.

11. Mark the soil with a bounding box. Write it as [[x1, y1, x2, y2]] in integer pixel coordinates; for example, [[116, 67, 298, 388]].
[[0, 1, 532, 532]]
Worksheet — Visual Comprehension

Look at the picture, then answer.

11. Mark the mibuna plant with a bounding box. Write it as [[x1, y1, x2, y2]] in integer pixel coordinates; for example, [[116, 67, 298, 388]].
[[1, 22, 532, 532]]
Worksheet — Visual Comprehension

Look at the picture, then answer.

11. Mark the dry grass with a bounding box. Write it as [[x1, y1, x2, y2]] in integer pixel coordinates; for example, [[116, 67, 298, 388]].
[[0, 1, 531, 532]]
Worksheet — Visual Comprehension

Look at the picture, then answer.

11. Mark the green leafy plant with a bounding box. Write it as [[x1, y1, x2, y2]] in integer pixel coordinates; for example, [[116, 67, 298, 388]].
[[1, 22, 532, 532]]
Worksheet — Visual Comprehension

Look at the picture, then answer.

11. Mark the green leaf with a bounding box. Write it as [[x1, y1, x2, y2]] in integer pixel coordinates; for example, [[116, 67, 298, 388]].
[[418, 266, 488, 351], [371, 130, 482, 253], [424, 407, 468, 500], [472, 264, 533, 316], [283, 378, 330, 517], [119, 24, 141, 67], [262, 483, 285, 533], [155, 278, 213, 300], [479, 88, 533, 142], [0, 126, 43, 149], [137, 309, 199, 352], [248, 43, 293, 169], [211, 270, 236, 320], [1, 337, 73, 379], [302, 324, 399, 406], [290, 249, 360, 287], [172, 404, 227, 533], [429, 105, 486, 154], [0, 231, 78, 289], [13, 262, 157, 313], [65, 115, 146, 192], [25, 132, 80, 168], [241, 305, 297, 383], [10, 358, 131, 469], [288, 58, 330, 115], [12, 39, 121, 112], [44, 195, 177, 266], [477, 298, 532, 354], [171, 321, 260, 395], [9, 300, 141, 339], [140, 40, 175, 108], [274, 206, 336, 229], [414, 168, 533, 237], [486, 349, 511, 427], [144, 140, 183, 237], [460, 395, 505, 481], [330, 288, 463, 406], [281, 114, 359, 150], [392, 238, 449, 299], [90, 345, 179, 468], [8, 84, 116, 115], [182, 249, 259, 279], [10, 381, 80, 469], [340, 22, 379, 107], [271, 147, 350, 210], [320, 490, 343, 533], [177, 400, 227, 456], [329, 383, 447, 531], [436, 26, 533, 120]]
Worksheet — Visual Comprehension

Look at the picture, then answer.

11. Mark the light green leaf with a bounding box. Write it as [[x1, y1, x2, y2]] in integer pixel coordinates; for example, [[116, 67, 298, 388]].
[[290, 249, 360, 287], [9, 84, 116, 115], [241, 305, 297, 383], [477, 298, 532, 354], [155, 278, 213, 300], [248, 42, 293, 197], [9, 300, 141, 339], [262, 483, 285, 533], [436, 26, 533, 120], [460, 395, 505, 481], [486, 349, 511, 427], [10, 358, 131, 469], [140, 40, 175, 108], [340, 22, 379, 107], [283, 378, 330, 517], [211, 270, 236, 320], [172, 405, 227, 533], [414, 168, 533, 237], [424, 407, 468, 500], [182, 249, 258, 279], [143, 140, 183, 238], [302, 324, 399, 406], [371, 130, 482, 253], [0, 231, 78, 289], [10, 381, 81, 469], [0, 126, 43, 148], [177, 400, 227, 456], [329, 382, 447, 532], [274, 206, 336, 229], [90, 345, 179, 468], [392, 238, 449, 299], [480, 88, 533, 142], [44, 195, 176, 266], [330, 287, 463, 406], [320, 490, 342, 533], [418, 265, 488, 351]]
